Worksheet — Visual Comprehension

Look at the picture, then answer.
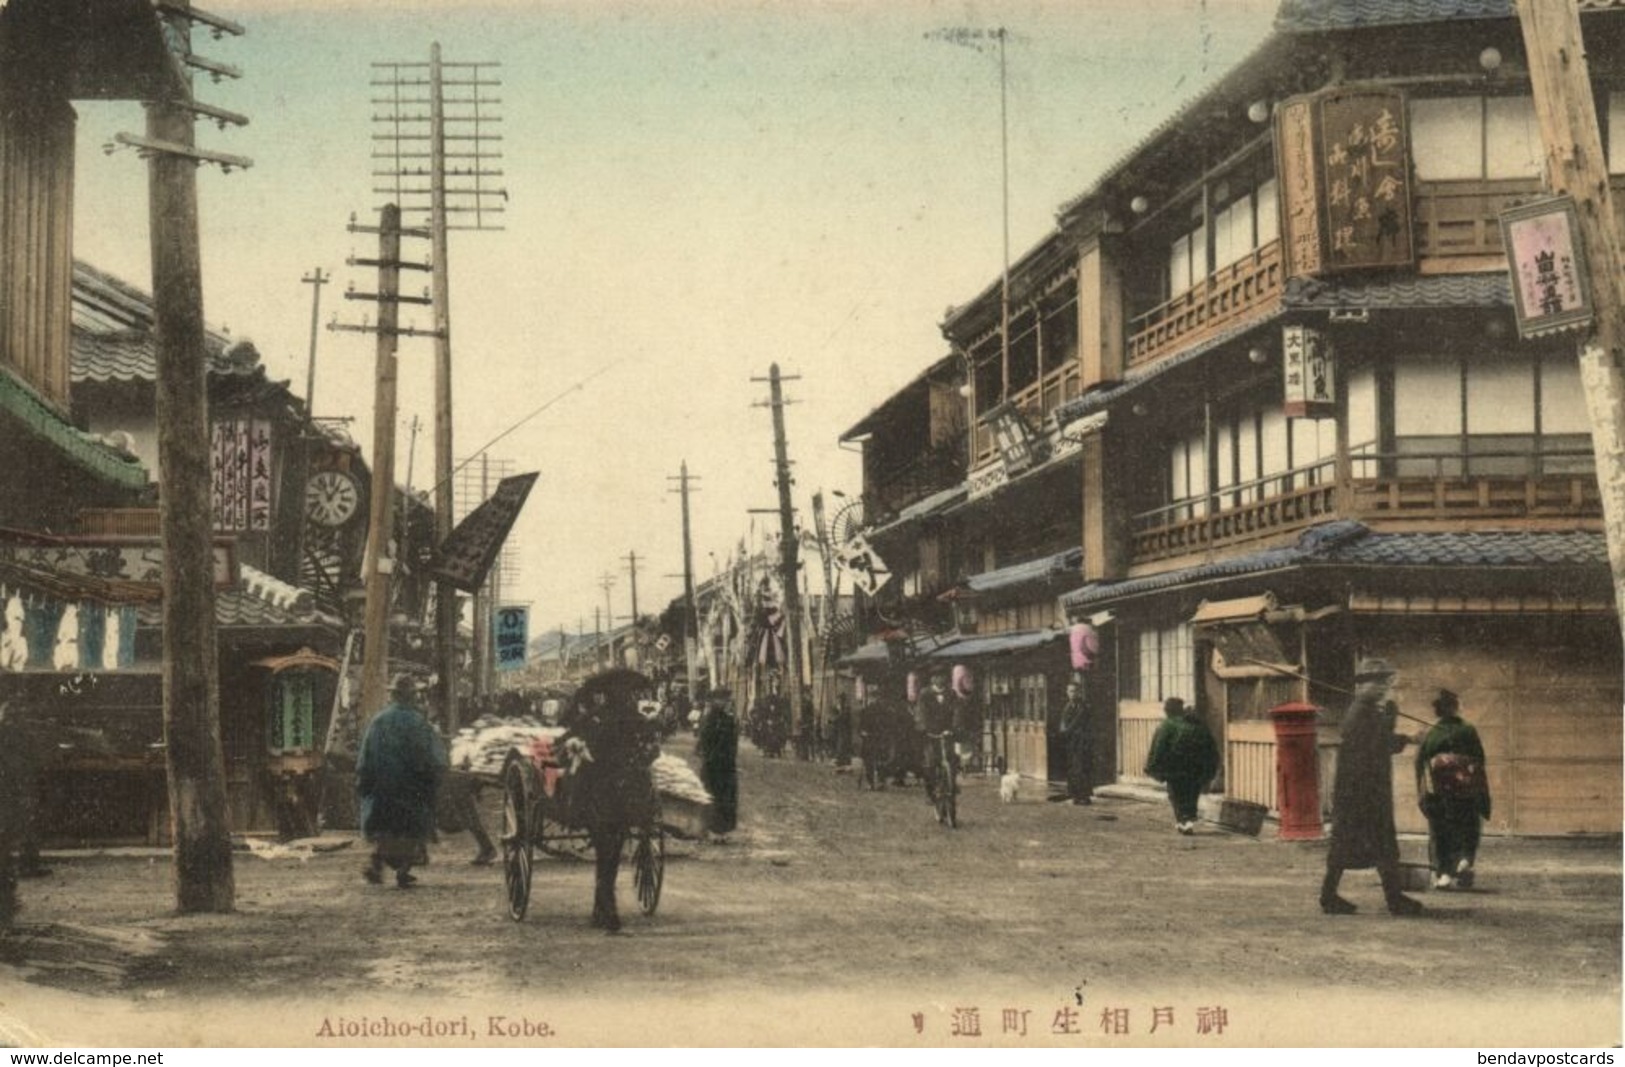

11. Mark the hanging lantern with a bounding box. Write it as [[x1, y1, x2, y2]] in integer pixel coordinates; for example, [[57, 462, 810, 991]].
[[1070, 623, 1100, 671], [951, 663, 974, 697], [906, 671, 920, 703]]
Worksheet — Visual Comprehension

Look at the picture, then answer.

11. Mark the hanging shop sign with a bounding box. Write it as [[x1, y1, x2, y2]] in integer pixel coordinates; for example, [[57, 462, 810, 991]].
[[1500, 195, 1595, 340], [432, 472, 538, 592], [210, 418, 273, 532], [983, 401, 1038, 477], [494, 605, 529, 672], [1282, 324, 1336, 419], [1276, 89, 1414, 277]]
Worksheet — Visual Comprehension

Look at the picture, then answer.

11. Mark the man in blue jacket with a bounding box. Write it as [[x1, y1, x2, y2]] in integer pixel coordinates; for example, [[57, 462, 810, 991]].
[[357, 674, 447, 888]]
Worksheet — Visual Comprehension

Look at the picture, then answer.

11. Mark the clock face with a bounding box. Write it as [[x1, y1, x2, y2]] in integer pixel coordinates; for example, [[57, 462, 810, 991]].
[[306, 470, 361, 527]]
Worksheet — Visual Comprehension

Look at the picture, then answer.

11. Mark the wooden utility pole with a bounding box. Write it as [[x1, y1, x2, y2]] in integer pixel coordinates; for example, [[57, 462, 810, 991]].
[[301, 267, 330, 414], [144, 0, 250, 915], [373, 46, 506, 729], [755, 364, 806, 742], [623, 550, 642, 621], [356, 205, 405, 731], [667, 462, 701, 699], [1515, 0, 1625, 621]]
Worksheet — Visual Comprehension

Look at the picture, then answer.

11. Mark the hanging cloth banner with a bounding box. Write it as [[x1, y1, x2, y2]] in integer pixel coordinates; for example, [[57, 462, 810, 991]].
[[494, 605, 529, 672], [834, 533, 891, 597]]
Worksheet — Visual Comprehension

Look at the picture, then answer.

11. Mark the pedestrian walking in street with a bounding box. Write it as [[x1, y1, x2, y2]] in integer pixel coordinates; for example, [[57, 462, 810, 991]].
[[833, 693, 853, 768], [357, 675, 448, 889], [697, 688, 739, 842], [1059, 678, 1093, 805], [1320, 658, 1423, 917], [1416, 688, 1491, 890], [1144, 697, 1218, 834]]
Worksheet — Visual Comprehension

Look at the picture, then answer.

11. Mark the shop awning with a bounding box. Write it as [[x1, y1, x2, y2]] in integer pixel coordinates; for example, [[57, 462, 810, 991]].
[[924, 628, 1066, 661], [949, 547, 1083, 599]]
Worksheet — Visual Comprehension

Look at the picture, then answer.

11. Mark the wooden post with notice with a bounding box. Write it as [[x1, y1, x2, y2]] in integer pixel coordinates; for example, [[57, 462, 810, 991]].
[[1516, 0, 1625, 623], [147, 5, 234, 913]]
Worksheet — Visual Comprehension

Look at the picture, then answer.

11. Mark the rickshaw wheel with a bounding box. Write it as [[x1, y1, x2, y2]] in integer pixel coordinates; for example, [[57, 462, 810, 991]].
[[631, 828, 665, 916], [501, 754, 536, 921]]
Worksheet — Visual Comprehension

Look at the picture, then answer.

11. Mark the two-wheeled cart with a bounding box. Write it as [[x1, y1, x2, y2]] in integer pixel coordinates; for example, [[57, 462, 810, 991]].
[[497, 733, 708, 922]]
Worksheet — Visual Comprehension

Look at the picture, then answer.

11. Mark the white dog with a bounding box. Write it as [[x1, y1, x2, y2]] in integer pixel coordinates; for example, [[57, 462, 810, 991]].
[[998, 771, 1021, 803]]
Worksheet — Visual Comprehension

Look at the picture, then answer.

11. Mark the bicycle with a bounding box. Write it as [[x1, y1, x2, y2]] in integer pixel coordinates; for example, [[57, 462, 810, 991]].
[[925, 731, 959, 828]]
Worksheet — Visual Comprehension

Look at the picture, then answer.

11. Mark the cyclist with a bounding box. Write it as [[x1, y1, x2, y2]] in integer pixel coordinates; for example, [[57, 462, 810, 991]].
[[915, 673, 961, 803]]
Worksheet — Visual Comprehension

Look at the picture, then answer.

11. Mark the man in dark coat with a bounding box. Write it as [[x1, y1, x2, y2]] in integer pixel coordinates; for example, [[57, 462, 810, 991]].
[[832, 694, 854, 767], [1416, 688, 1491, 890], [1058, 678, 1092, 805], [697, 688, 739, 840], [357, 675, 447, 888], [1321, 658, 1423, 916], [1144, 697, 1218, 833], [563, 672, 661, 933]]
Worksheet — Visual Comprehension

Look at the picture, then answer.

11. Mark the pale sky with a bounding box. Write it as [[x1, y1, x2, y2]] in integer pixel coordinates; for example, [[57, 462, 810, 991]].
[[69, 0, 1279, 636]]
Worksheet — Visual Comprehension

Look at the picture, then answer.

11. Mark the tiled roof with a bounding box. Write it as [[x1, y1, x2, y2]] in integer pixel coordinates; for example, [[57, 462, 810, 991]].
[[1283, 272, 1512, 310], [1060, 521, 1606, 609], [71, 261, 253, 386], [924, 628, 1065, 661], [962, 548, 1083, 595], [1329, 529, 1608, 567], [0, 370, 148, 490], [1275, 0, 1513, 32], [868, 483, 968, 540], [137, 564, 343, 630]]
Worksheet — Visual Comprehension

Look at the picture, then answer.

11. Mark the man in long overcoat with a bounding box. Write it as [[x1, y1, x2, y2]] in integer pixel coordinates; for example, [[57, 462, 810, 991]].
[[697, 688, 739, 840], [357, 675, 447, 888], [1320, 658, 1423, 916], [1058, 679, 1092, 805]]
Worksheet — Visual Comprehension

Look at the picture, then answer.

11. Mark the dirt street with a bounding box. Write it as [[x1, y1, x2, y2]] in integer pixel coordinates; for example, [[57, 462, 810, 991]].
[[0, 735, 1618, 1047]]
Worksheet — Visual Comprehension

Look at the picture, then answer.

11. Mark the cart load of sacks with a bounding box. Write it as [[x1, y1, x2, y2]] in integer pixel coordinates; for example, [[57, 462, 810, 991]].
[[449, 715, 712, 808]]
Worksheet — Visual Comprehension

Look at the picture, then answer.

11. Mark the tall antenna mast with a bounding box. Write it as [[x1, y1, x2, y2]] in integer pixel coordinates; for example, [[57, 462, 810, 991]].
[[371, 45, 506, 730]]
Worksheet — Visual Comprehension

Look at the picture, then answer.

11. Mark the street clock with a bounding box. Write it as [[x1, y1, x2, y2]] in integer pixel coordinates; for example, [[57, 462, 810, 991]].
[[305, 469, 361, 527]]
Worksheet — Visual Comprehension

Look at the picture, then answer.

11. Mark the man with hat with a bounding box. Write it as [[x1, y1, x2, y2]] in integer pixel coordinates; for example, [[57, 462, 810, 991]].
[[697, 687, 739, 841], [357, 674, 447, 888], [1416, 688, 1490, 889], [1320, 658, 1423, 916]]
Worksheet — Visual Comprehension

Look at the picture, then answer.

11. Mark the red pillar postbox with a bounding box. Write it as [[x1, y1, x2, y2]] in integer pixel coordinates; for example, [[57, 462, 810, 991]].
[[1269, 701, 1323, 840]]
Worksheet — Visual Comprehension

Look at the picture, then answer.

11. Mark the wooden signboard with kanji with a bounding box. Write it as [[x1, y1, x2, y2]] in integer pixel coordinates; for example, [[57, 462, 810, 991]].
[[431, 471, 538, 593]]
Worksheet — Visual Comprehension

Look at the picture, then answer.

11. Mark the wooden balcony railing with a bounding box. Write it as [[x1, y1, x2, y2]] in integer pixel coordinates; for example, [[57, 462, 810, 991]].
[[970, 365, 1081, 466], [1412, 178, 1541, 259], [1127, 241, 1284, 370], [1130, 448, 1601, 565], [1130, 458, 1338, 563], [1349, 448, 1600, 520]]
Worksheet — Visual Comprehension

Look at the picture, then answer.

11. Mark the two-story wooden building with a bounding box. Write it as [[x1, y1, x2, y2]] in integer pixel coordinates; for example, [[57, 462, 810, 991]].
[[1050, 0, 1621, 835], [838, 0, 1621, 832]]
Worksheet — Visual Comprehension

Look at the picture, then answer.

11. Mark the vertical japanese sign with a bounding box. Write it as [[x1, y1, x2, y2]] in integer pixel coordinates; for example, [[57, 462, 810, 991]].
[[494, 605, 529, 672], [1282, 324, 1336, 419], [1317, 89, 1413, 272], [1500, 196, 1595, 339], [984, 401, 1037, 476], [1275, 96, 1324, 277], [210, 418, 273, 531]]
